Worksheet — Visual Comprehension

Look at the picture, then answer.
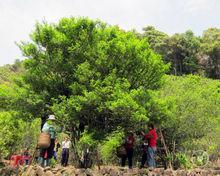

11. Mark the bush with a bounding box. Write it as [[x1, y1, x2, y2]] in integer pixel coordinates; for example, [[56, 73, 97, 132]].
[[100, 130, 124, 164], [175, 153, 192, 169]]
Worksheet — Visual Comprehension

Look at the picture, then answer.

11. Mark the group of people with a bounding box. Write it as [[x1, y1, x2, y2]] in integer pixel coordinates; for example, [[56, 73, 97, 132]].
[[38, 114, 157, 169], [38, 115, 71, 167], [120, 124, 158, 169]]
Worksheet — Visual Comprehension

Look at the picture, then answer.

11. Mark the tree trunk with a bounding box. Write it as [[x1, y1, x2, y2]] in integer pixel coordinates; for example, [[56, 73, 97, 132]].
[[41, 114, 47, 130], [159, 127, 173, 169]]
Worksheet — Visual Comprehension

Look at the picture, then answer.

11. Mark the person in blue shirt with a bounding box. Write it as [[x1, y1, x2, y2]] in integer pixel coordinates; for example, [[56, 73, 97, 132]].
[[38, 114, 62, 166]]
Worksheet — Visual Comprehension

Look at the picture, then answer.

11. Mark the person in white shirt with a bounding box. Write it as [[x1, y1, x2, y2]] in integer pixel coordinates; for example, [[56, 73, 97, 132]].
[[61, 137, 71, 166]]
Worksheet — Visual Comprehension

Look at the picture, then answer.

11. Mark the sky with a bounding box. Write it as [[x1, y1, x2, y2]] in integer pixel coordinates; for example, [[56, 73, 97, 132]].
[[0, 0, 220, 66]]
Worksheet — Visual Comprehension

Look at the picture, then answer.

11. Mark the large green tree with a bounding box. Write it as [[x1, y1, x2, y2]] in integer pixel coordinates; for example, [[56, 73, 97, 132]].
[[18, 17, 167, 141]]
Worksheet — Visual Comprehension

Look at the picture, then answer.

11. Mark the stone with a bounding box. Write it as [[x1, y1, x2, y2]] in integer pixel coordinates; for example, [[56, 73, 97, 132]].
[[148, 167, 154, 171], [191, 170, 199, 176], [153, 167, 165, 174], [148, 172, 154, 176], [214, 167, 220, 170], [195, 174, 202, 176], [75, 168, 86, 176], [138, 168, 149, 175], [122, 173, 133, 176], [62, 167, 76, 176], [51, 168, 59, 174], [176, 169, 188, 176], [195, 168, 202, 173], [36, 165, 44, 176], [18, 165, 220, 176], [24, 165, 36, 176], [119, 167, 128, 172], [22, 167, 36, 176], [29, 169, 37, 176], [100, 167, 110, 175], [55, 172, 62, 176], [109, 169, 119, 176], [211, 170, 220, 175], [164, 168, 174, 176], [55, 165, 63, 171], [44, 166, 51, 172], [85, 168, 94, 176], [200, 170, 209, 176], [45, 170, 54, 176]]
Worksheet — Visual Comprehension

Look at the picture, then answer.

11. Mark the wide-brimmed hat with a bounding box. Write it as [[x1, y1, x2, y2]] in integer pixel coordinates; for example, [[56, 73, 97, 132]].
[[48, 115, 55, 120]]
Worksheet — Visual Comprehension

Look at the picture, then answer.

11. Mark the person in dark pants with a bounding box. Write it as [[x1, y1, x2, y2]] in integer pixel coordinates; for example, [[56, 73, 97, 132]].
[[61, 137, 71, 166], [121, 132, 135, 169], [140, 123, 158, 168], [38, 115, 61, 167], [140, 141, 148, 168]]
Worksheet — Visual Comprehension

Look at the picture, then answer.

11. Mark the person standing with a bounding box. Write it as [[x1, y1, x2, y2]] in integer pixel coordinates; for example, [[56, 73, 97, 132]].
[[121, 132, 135, 169], [61, 137, 71, 166], [39, 115, 60, 166], [140, 124, 158, 168]]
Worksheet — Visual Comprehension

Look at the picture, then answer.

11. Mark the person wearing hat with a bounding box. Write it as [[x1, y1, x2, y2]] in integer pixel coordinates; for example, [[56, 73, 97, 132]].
[[39, 114, 61, 166]]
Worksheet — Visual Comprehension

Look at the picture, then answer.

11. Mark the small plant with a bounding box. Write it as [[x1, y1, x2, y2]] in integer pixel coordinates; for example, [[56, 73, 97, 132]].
[[176, 153, 192, 169], [50, 158, 57, 168]]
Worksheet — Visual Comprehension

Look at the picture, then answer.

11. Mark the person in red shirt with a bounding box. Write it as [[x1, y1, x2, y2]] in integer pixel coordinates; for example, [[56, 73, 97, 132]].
[[140, 123, 158, 168], [121, 132, 135, 169]]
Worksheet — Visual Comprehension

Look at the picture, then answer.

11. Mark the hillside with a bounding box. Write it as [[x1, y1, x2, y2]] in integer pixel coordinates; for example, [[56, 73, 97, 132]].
[[0, 61, 219, 169]]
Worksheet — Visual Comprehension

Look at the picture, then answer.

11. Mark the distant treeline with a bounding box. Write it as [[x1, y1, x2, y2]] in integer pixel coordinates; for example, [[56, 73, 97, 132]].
[[136, 26, 220, 79]]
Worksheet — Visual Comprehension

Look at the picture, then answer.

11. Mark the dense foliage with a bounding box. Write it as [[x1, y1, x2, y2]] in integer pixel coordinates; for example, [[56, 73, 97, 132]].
[[140, 26, 220, 79], [0, 63, 40, 159], [0, 111, 40, 158], [158, 75, 220, 152], [201, 28, 220, 79], [0, 17, 219, 168], [18, 17, 167, 141]]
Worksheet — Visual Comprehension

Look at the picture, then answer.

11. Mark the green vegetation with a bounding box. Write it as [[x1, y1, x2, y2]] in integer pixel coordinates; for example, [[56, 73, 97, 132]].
[[159, 75, 220, 152], [0, 61, 40, 158], [157, 75, 220, 168], [0, 17, 219, 168], [140, 26, 220, 78]]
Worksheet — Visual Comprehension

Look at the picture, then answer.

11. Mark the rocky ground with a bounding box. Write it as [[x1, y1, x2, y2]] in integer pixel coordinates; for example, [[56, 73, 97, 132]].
[[0, 165, 220, 176]]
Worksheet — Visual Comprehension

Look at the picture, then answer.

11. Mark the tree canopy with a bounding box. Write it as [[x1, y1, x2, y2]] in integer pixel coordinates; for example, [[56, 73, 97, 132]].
[[18, 17, 168, 140]]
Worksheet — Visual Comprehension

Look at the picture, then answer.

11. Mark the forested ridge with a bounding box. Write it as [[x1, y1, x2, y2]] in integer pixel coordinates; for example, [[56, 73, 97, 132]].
[[0, 17, 219, 169]]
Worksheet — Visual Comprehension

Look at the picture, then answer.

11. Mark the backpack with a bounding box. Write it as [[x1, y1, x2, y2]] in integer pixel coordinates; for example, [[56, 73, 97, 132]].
[[116, 145, 127, 158]]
